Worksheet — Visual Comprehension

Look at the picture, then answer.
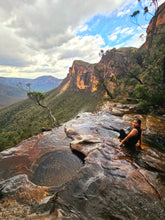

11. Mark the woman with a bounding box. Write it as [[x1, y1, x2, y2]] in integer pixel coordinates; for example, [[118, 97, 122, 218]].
[[119, 118, 142, 149]]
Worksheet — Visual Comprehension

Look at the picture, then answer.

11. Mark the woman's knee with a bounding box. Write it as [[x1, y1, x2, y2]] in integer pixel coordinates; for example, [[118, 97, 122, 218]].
[[119, 129, 127, 139]]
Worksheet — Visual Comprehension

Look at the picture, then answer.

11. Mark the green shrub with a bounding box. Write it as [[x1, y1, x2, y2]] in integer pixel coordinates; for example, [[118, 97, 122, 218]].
[[134, 84, 148, 100]]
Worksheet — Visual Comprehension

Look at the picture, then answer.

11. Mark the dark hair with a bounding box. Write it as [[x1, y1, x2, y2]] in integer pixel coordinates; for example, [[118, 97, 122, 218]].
[[135, 118, 141, 126]]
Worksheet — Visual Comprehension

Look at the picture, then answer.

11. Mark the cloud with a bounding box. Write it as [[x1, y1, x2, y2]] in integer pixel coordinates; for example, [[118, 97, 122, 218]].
[[0, 0, 140, 79], [120, 27, 134, 35], [108, 34, 118, 41], [117, 9, 130, 17], [0, 26, 34, 67], [78, 24, 89, 33], [119, 32, 146, 48], [5, 0, 127, 49], [58, 35, 105, 60], [0, 56, 30, 67], [108, 26, 134, 43]]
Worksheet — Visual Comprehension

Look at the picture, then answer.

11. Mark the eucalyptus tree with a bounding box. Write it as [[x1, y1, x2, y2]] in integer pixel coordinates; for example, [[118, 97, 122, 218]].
[[17, 82, 57, 126], [27, 91, 57, 126]]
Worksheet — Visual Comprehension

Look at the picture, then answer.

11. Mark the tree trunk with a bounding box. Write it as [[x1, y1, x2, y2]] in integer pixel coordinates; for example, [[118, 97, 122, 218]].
[[38, 102, 57, 126], [103, 82, 113, 99]]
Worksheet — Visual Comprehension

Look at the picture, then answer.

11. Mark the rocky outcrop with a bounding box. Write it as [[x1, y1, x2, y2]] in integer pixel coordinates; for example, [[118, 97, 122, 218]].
[[59, 3, 165, 98], [146, 2, 165, 34], [64, 60, 98, 92], [60, 47, 137, 97], [0, 108, 165, 219], [144, 2, 165, 50], [49, 111, 165, 219]]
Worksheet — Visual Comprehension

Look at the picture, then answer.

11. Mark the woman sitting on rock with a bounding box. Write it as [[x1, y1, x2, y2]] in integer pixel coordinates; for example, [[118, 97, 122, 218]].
[[119, 118, 142, 149]]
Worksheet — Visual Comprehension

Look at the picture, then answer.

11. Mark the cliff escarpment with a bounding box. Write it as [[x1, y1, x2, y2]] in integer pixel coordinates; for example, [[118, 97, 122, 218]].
[[144, 2, 165, 50], [59, 47, 139, 99], [58, 2, 165, 108], [67, 60, 98, 92]]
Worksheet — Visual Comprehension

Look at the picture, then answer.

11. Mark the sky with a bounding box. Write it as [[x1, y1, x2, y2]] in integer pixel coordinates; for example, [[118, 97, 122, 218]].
[[0, 0, 164, 79]]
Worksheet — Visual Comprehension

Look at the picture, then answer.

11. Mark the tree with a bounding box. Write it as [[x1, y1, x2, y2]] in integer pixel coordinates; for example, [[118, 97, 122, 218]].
[[27, 91, 57, 126], [16, 82, 31, 92], [124, 60, 143, 85], [17, 82, 57, 126], [97, 48, 144, 99], [130, 0, 158, 24], [130, 0, 162, 55], [96, 49, 119, 99], [26, 83, 31, 92], [129, 0, 165, 111]]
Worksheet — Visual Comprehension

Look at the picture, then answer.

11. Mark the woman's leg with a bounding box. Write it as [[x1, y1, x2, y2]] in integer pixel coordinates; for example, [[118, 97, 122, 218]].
[[118, 129, 127, 140]]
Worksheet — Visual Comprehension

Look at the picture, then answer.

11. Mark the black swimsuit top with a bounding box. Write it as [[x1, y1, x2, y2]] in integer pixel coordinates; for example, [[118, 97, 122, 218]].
[[129, 127, 141, 145]]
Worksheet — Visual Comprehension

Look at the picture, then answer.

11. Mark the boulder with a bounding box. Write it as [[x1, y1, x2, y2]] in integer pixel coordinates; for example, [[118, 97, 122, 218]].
[[144, 115, 165, 137]]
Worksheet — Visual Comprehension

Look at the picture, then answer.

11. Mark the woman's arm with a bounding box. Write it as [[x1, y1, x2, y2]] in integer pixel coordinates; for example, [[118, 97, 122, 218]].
[[119, 128, 138, 146]]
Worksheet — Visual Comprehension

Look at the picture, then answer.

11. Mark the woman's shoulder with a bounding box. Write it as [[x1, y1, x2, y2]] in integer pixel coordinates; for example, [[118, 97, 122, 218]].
[[131, 128, 138, 135]]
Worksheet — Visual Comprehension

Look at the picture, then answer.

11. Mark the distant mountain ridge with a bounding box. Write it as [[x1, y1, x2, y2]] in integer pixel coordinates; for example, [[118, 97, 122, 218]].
[[0, 75, 62, 92]]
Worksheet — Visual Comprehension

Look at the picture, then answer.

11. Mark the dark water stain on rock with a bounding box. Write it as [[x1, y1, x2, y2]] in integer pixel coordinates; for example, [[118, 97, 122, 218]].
[[71, 149, 86, 164], [31, 150, 83, 187]]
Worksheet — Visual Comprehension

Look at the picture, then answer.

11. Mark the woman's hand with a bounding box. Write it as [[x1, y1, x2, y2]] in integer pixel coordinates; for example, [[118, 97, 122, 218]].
[[119, 141, 124, 146]]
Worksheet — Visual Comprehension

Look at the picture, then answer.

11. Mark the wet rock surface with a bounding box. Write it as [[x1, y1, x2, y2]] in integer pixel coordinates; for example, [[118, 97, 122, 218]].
[[31, 150, 82, 186], [0, 126, 82, 184], [0, 108, 165, 219]]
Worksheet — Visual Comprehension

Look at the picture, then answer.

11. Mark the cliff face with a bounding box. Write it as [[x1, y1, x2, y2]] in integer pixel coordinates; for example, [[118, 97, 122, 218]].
[[61, 48, 137, 96], [65, 60, 98, 92], [144, 2, 165, 49], [147, 2, 165, 34], [60, 2, 165, 97]]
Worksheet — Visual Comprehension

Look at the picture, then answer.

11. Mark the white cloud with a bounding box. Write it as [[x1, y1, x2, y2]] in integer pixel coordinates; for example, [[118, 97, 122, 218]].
[[0, 0, 138, 79], [117, 9, 130, 17], [108, 34, 118, 41], [78, 24, 89, 33], [4, 0, 127, 49], [108, 26, 134, 43], [120, 27, 134, 35]]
